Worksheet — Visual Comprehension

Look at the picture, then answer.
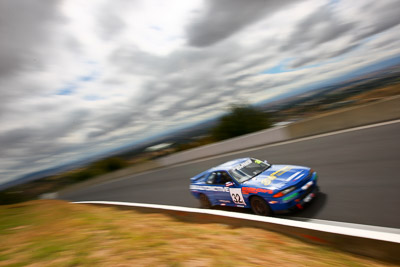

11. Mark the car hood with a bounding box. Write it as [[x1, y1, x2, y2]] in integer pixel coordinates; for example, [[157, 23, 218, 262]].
[[243, 164, 311, 191]]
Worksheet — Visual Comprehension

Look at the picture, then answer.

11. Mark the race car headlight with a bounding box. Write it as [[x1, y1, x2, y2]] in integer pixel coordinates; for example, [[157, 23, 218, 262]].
[[273, 186, 296, 198]]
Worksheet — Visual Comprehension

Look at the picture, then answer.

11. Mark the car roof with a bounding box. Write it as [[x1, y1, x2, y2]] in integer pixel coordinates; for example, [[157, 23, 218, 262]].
[[210, 157, 250, 172]]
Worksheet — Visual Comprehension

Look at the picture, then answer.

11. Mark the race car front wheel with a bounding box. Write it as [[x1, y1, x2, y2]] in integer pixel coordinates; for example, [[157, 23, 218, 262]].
[[250, 196, 271, 216], [199, 194, 212, 209]]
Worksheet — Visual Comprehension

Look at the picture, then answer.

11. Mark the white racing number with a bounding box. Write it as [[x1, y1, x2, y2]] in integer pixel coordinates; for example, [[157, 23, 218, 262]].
[[229, 188, 245, 205]]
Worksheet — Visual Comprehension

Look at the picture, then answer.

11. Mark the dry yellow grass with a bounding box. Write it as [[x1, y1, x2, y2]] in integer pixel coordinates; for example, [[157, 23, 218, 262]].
[[0, 200, 395, 267]]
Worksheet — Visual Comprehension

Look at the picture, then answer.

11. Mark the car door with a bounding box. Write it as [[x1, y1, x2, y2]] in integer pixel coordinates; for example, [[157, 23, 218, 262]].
[[202, 172, 227, 205], [211, 171, 246, 206], [222, 172, 247, 206]]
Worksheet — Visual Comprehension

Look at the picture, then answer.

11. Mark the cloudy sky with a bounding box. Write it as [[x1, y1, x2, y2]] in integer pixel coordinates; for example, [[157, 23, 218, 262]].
[[1, 0, 400, 184]]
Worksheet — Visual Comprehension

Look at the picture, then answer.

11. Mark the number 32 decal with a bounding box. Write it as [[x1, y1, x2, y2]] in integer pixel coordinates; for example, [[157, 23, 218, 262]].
[[229, 188, 245, 204]]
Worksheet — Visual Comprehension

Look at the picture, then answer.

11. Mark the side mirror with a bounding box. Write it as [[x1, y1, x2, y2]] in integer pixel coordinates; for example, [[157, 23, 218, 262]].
[[225, 181, 234, 187], [264, 160, 269, 164]]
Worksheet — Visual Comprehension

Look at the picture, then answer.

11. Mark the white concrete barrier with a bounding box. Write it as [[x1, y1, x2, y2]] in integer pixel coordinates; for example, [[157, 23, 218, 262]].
[[74, 201, 400, 264]]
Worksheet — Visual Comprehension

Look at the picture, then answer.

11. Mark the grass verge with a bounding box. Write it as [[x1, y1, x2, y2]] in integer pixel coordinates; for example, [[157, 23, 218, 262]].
[[0, 200, 395, 267]]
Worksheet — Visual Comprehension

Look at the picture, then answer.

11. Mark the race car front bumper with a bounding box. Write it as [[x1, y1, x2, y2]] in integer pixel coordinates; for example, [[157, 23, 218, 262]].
[[269, 172, 319, 213]]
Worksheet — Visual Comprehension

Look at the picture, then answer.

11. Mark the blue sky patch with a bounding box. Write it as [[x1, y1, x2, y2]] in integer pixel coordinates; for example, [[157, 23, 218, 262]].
[[79, 71, 99, 82], [79, 75, 94, 82], [262, 58, 292, 74], [57, 70, 100, 96], [262, 57, 335, 75], [84, 95, 103, 101], [57, 84, 78, 95]]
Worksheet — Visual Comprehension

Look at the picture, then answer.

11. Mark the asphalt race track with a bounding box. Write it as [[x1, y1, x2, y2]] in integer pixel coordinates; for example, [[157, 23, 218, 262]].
[[60, 121, 400, 228]]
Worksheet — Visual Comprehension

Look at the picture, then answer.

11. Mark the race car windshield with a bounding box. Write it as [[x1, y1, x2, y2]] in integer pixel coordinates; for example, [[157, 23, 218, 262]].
[[228, 158, 270, 183]]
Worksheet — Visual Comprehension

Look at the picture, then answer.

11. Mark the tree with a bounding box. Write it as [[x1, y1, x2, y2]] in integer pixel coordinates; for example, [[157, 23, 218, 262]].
[[211, 104, 272, 141], [68, 157, 128, 183], [92, 157, 128, 172]]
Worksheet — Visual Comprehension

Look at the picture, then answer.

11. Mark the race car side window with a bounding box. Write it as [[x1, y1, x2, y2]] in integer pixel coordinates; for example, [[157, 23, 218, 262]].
[[219, 171, 233, 184], [206, 173, 217, 184], [206, 171, 234, 185]]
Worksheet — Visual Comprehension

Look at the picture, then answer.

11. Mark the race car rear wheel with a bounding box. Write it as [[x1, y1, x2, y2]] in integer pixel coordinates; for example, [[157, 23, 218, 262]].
[[250, 196, 271, 216], [199, 194, 212, 209]]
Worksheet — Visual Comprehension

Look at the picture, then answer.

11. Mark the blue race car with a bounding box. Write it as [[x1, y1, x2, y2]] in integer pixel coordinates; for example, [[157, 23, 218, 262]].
[[190, 157, 318, 216]]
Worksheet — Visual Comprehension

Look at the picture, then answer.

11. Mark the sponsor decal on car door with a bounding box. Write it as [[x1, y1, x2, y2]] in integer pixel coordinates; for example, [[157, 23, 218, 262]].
[[229, 188, 246, 205]]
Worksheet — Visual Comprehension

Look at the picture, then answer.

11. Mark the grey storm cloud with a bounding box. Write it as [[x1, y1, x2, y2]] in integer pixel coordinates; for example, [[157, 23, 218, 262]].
[[0, 0, 63, 78], [0, 109, 90, 157], [186, 0, 299, 47], [0, 128, 32, 150], [284, 1, 400, 69], [98, 14, 125, 41], [159, 90, 225, 117], [86, 109, 143, 139], [96, 1, 131, 41], [354, 1, 400, 39], [286, 5, 355, 48], [110, 45, 164, 76], [288, 46, 366, 69]]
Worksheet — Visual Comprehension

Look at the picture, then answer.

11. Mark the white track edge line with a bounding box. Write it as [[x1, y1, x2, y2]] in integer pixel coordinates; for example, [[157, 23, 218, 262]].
[[73, 200, 400, 243]]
